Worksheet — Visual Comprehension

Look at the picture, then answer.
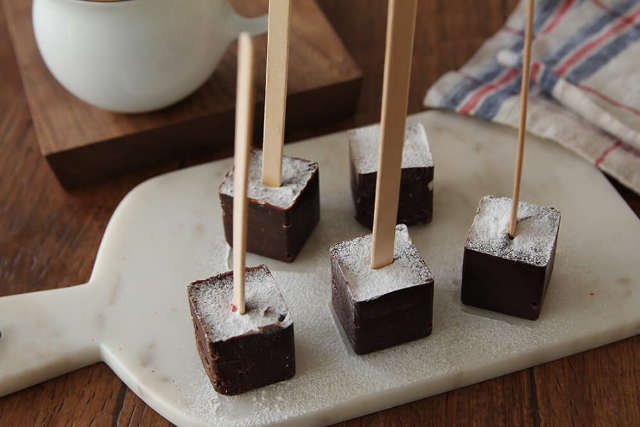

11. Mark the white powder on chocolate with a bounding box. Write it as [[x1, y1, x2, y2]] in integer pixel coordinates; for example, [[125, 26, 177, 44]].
[[349, 123, 433, 174], [329, 224, 433, 302], [219, 150, 317, 209], [188, 265, 292, 342], [466, 196, 561, 267]]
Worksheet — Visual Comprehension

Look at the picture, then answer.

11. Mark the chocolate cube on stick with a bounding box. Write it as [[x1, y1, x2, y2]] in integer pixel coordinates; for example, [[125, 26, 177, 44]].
[[187, 265, 295, 395], [328, 0, 431, 354], [330, 225, 434, 354], [188, 33, 295, 396], [219, 150, 320, 262], [461, 0, 561, 320], [219, 0, 318, 263], [349, 123, 434, 228], [461, 196, 561, 320]]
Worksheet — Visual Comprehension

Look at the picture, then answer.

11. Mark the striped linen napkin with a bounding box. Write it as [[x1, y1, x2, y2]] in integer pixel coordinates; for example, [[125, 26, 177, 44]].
[[424, 0, 640, 195]]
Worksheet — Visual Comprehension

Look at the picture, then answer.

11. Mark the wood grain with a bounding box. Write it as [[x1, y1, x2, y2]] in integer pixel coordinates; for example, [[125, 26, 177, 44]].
[[371, 0, 418, 269], [232, 34, 255, 315], [2, 0, 362, 188], [261, 0, 292, 187], [1, 0, 638, 425], [509, 0, 534, 238], [533, 337, 640, 426]]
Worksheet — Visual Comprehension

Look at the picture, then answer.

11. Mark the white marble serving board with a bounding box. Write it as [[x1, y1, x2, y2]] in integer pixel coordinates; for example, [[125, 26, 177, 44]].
[[1, 111, 639, 426]]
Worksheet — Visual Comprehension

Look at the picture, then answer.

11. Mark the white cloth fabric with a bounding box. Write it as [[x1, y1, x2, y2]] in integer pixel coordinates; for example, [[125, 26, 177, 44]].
[[424, 0, 640, 194]]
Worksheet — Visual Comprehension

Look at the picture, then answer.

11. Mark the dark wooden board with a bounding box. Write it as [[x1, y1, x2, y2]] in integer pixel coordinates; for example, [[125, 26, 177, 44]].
[[1, 0, 639, 426], [2, 0, 362, 188]]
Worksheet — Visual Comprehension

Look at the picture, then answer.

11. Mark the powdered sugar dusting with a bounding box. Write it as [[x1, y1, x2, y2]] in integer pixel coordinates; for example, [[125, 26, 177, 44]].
[[188, 265, 292, 342], [219, 150, 317, 209], [466, 196, 561, 267], [349, 123, 433, 174], [329, 224, 433, 302]]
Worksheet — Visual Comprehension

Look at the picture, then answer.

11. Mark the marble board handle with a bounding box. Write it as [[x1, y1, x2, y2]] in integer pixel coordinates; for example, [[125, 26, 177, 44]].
[[0, 284, 100, 397]]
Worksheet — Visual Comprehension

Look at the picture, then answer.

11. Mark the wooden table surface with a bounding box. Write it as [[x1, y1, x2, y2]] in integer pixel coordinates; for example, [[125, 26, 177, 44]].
[[1, 0, 638, 425]]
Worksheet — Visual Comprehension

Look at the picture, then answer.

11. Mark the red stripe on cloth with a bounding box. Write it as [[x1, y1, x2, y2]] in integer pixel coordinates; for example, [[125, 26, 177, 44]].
[[456, 0, 582, 116], [505, 1, 575, 38], [577, 83, 640, 117], [503, 26, 524, 35], [531, 61, 542, 83], [595, 140, 622, 166], [459, 67, 520, 115], [541, 0, 576, 34], [554, 5, 640, 76], [592, 0, 615, 13]]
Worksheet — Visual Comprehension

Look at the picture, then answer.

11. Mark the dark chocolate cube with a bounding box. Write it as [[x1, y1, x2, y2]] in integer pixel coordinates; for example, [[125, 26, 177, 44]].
[[349, 123, 434, 228], [461, 196, 561, 320], [219, 150, 320, 262], [329, 224, 434, 354], [187, 265, 295, 395]]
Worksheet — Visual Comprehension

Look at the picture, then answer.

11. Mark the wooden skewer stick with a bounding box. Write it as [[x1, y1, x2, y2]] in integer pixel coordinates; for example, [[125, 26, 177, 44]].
[[508, 0, 535, 238], [261, 0, 292, 187], [371, 0, 418, 269], [233, 33, 255, 315]]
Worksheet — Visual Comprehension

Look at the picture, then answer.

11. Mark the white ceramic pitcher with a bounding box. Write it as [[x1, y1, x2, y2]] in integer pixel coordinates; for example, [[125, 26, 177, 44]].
[[32, 0, 268, 113]]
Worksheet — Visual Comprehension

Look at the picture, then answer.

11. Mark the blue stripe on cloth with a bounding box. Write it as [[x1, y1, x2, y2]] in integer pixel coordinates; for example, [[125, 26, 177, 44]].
[[502, 0, 640, 96], [541, 0, 638, 69], [538, 66, 560, 91], [474, 76, 524, 120], [471, 0, 566, 120], [535, 0, 571, 30], [440, 0, 562, 111], [510, 0, 570, 53], [566, 18, 640, 83], [596, 0, 640, 17], [439, 62, 504, 110]]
